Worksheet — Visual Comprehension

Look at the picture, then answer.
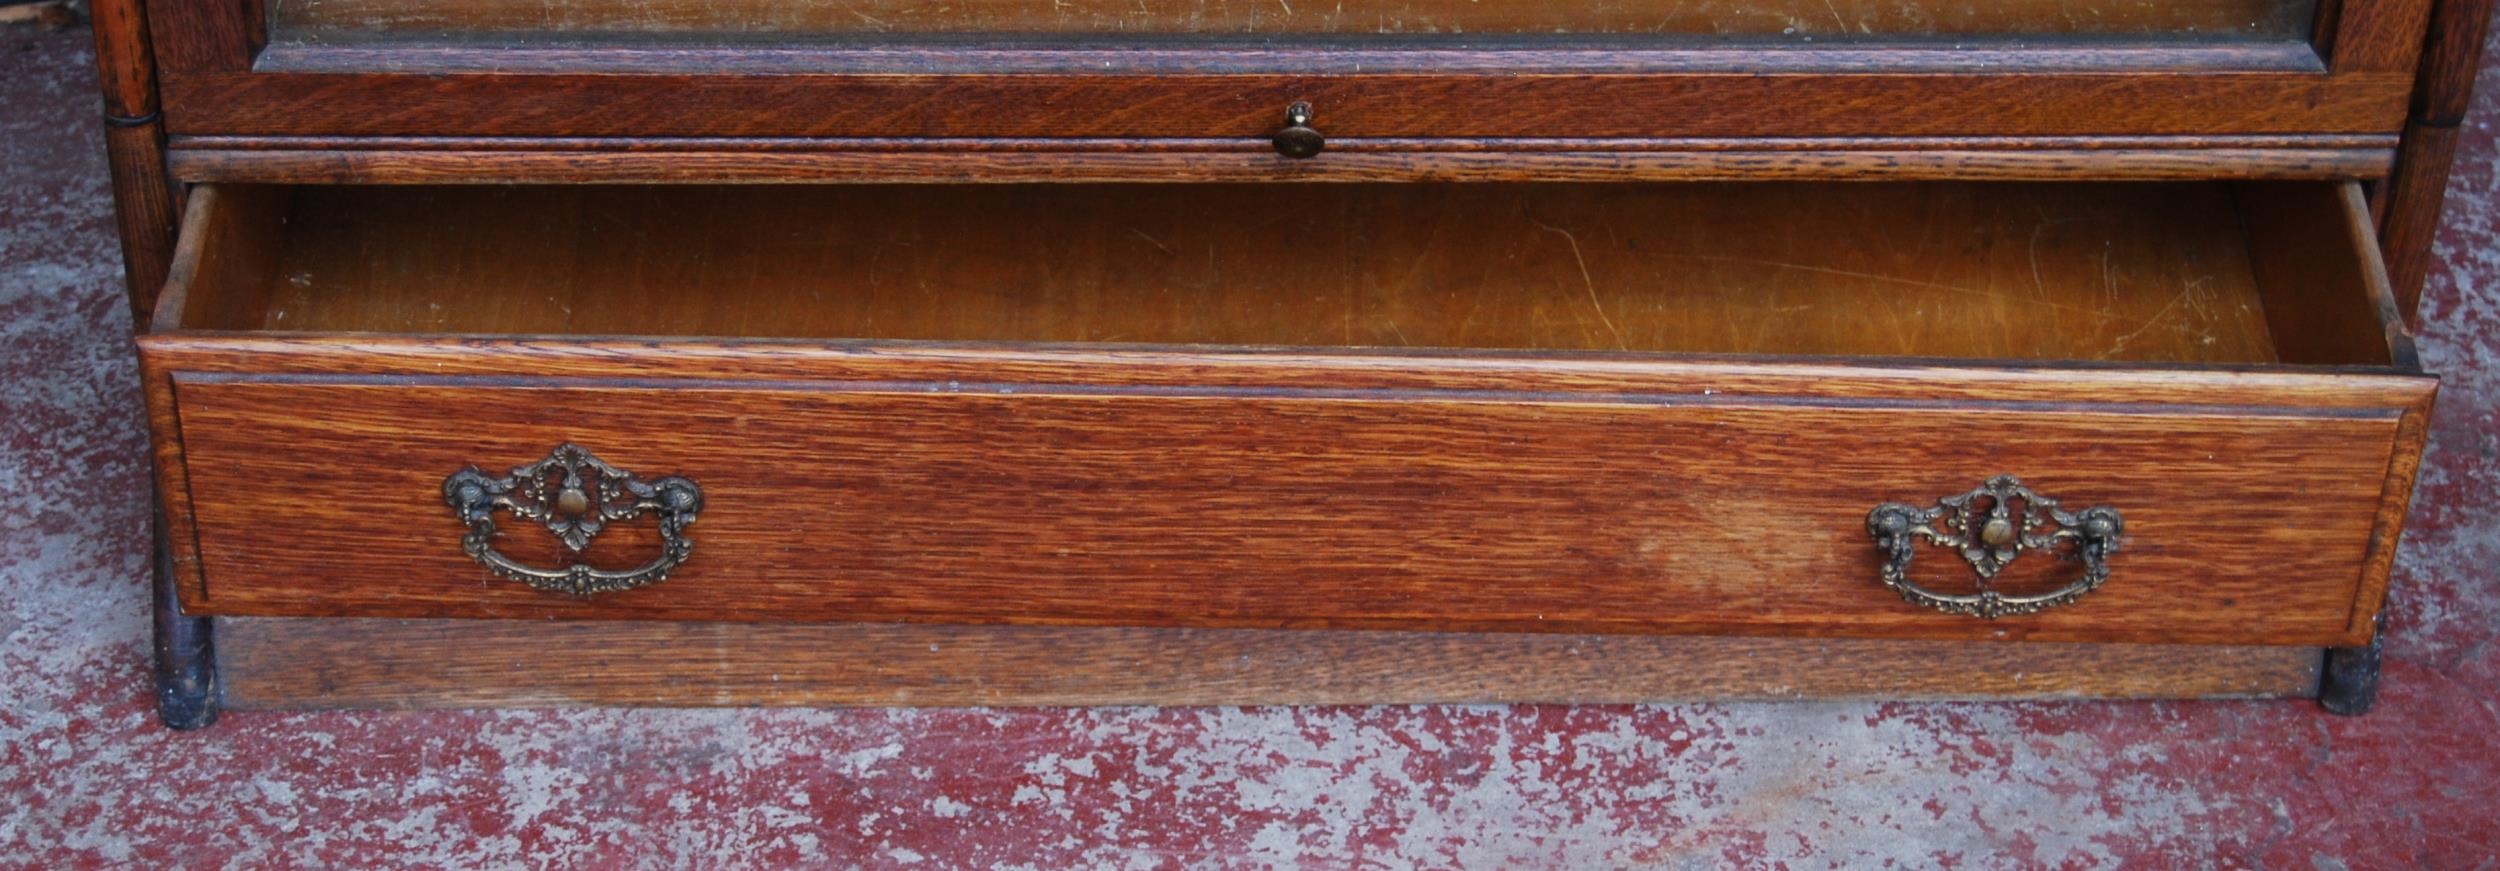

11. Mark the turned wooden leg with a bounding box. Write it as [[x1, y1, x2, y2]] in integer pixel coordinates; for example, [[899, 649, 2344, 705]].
[[153, 528, 218, 730]]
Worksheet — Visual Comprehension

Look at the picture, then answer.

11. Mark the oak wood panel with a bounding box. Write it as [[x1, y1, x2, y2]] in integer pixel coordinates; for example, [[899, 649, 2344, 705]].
[[2327, 0, 2437, 71], [141, 336, 2438, 409], [215, 618, 2326, 709], [134, 180, 2434, 648], [2239, 182, 2412, 367], [143, 187, 291, 607], [2381, 122, 2462, 321], [148, 0, 259, 72], [148, 185, 286, 336], [169, 375, 2401, 646], [249, 43, 2333, 75], [162, 147, 2401, 186], [2332, 183, 2439, 634], [173, 182, 2308, 364], [2352, 392, 2435, 634], [139, 363, 205, 606], [155, 70, 2418, 139], [266, 0, 2315, 38], [2410, 0, 2499, 126], [171, 135, 2405, 151], [2379, 0, 2496, 321], [160, 133, 2402, 184]]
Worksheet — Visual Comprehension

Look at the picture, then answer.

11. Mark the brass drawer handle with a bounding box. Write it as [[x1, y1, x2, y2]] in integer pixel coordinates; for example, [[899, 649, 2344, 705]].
[[1865, 475, 2122, 619], [1272, 101, 1325, 159], [442, 443, 703, 596]]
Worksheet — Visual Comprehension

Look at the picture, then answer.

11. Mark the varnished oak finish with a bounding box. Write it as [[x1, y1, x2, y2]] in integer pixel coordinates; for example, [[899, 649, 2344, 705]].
[[267, 0, 2313, 39], [153, 182, 2333, 362], [161, 139, 2401, 185], [135, 0, 2436, 176], [101, 0, 2481, 723], [156, 69, 2418, 142], [137, 182, 2432, 648], [90, 0, 177, 327], [161, 378, 2410, 645], [215, 619, 2324, 709], [2379, 0, 2497, 321], [138, 0, 2434, 182]]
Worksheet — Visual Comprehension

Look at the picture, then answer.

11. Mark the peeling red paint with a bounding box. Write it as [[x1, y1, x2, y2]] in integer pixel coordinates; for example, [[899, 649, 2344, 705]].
[[6, 22, 2500, 869]]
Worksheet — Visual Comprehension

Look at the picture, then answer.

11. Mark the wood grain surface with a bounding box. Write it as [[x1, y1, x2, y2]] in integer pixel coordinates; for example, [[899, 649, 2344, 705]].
[[111, 0, 2469, 713], [170, 182, 2327, 364], [215, 618, 2327, 709], [2377, 0, 2497, 321], [160, 131, 2401, 185], [136, 180, 2432, 646], [2239, 182, 2416, 367], [264, 0, 2315, 38], [156, 69, 2417, 140], [161, 376, 2404, 645], [161, 145, 2400, 186], [144, 0, 2432, 156], [90, 0, 176, 328]]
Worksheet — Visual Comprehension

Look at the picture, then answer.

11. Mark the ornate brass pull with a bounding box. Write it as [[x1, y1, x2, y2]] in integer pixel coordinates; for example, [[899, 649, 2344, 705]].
[[442, 443, 703, 596], [1865, 475, 2122, 619], [1272, 101, 1325, 159]]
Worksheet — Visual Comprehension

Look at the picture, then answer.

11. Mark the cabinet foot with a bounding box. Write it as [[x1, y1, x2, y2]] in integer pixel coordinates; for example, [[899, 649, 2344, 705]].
[[152, 535, 218, 731], [2318, 633, 2383, 716]]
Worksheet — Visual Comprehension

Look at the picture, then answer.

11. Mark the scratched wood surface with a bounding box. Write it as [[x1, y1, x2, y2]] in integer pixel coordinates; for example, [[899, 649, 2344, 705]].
[[265, 0, 2315, 38], [189, 182, 2299, 364], [214, 619, 2326, 709]]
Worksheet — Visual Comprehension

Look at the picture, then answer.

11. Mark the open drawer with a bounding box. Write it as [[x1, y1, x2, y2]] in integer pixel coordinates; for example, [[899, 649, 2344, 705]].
[[138, 180, 2432, 647]]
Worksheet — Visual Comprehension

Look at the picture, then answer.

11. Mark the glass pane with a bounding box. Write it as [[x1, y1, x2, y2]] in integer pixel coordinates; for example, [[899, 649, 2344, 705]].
[[268, 0, 2318, 42]]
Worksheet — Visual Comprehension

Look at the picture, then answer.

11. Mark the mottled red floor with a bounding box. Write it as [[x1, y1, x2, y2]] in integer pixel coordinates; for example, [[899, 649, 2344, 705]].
[[6, 22, 2500, 869]]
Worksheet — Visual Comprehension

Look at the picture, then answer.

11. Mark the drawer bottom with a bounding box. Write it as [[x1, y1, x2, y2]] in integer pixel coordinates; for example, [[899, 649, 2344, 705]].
[[212, 618, 2326, 710]]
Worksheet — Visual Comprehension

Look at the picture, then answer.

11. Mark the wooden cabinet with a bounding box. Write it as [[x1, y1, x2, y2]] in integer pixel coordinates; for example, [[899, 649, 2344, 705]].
[[94, 0, 2492, 727]]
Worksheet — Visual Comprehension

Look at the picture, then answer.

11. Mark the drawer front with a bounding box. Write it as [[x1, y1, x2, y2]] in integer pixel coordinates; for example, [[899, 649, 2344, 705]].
[[154, 361, 2420, 646]]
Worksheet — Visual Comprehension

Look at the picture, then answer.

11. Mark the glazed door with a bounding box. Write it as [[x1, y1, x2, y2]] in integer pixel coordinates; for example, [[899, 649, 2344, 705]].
[[148, 0, 2427, 163]]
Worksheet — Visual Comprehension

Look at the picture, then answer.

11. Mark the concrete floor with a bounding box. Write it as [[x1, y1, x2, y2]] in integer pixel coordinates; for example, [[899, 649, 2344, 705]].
[[6, 21, 2500, 869]]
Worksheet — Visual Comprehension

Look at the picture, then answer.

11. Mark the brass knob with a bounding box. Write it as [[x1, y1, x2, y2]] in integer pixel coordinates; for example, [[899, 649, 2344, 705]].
[[554, 485, 591, 518], [1272, 102, 1324, 159]]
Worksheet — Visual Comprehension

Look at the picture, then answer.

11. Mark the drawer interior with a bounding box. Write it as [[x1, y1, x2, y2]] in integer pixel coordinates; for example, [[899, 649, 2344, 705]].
[[158, 181, 2410, 369]]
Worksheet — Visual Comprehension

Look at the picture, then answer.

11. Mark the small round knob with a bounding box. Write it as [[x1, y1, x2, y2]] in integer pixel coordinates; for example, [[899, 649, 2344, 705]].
[[1272, 102, 1324, 160], [1980, 517, 2016, 548], [661, 482, 701, 513], [2081, 510, 2122, 542], [555, 486, 591, 517]]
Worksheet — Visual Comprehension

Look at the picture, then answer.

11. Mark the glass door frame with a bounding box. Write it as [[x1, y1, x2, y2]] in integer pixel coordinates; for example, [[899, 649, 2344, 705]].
[[143, 0, 2427, 165]]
